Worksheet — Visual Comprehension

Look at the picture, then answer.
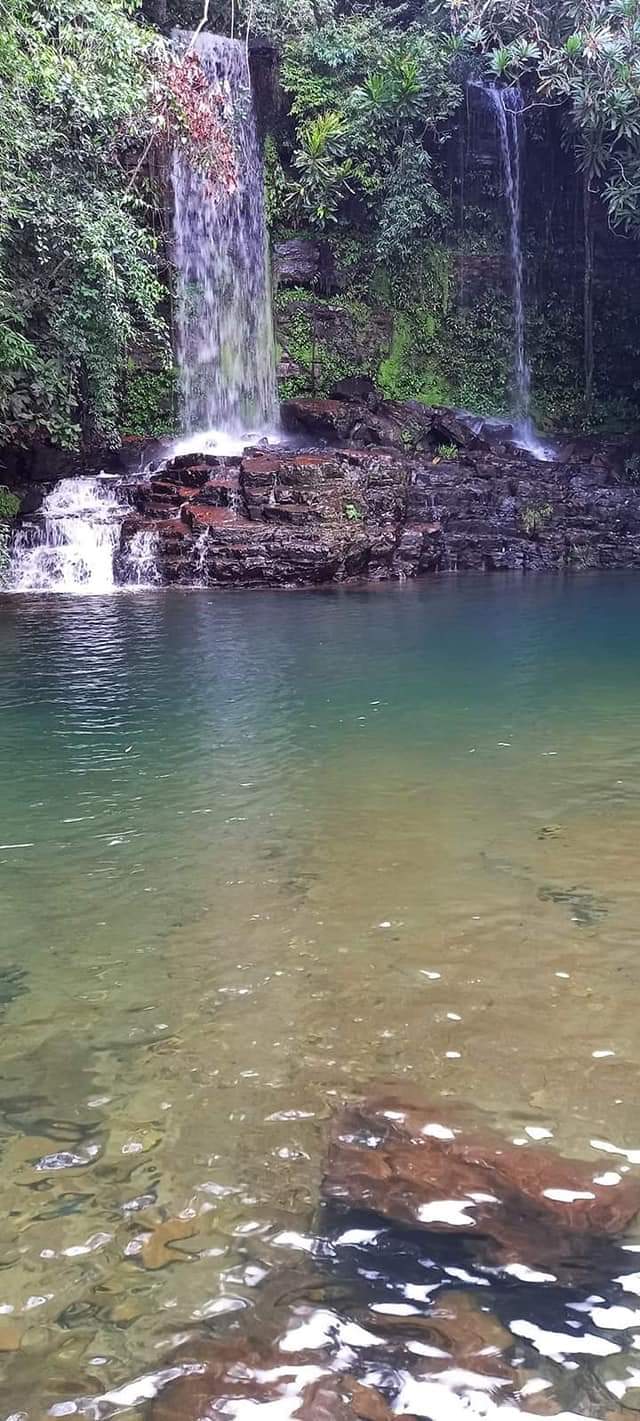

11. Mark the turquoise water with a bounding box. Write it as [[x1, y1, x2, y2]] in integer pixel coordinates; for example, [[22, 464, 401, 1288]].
[[2, 577, 640, 1416]]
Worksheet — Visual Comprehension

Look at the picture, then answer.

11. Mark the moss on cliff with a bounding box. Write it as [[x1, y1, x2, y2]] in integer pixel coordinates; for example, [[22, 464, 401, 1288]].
[[274, 230, 640, 431]]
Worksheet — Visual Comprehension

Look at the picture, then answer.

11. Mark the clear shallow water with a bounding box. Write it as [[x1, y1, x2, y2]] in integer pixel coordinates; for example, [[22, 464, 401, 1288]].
[[2, 578, 640, 1417]]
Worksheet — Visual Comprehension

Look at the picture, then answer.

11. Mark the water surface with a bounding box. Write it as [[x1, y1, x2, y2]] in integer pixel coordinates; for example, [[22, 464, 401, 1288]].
[[2, 577, 640, 1417]]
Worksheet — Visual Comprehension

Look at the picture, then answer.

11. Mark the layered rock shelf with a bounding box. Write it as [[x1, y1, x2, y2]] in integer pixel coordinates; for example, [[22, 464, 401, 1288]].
[[109, 397, 640, 586]]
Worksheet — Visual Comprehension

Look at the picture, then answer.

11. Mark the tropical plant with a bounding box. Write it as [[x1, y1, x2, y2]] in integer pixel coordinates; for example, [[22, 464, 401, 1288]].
[[448, 0, 640, 231], [375, 140, 447, 261], [0, 0, 166, 447], [280, 7, 460, 252], [521, 502, 553, 536], [287, 111, 354, 227]]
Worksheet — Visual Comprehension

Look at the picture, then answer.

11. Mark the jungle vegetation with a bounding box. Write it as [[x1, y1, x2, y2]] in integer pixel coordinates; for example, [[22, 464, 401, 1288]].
[[0, 0, 638, 445]]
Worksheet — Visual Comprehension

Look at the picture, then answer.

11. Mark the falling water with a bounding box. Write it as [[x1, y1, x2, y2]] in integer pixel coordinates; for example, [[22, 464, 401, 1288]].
[[484, 84, 553, 460], [7, 35, 280, 595], [7, 479, 164, 593], [8, 479, 124, 593], [118, 529, 161, 586], [171, 33, 278, 442]]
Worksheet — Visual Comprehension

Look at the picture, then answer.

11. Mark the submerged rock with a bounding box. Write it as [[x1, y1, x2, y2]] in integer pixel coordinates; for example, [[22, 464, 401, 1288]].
[[322, 1094, 640, 1273], [152, 1343, 395, 1421]]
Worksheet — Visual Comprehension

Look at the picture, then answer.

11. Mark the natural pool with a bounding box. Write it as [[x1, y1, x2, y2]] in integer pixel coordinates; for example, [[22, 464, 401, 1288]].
[[2, 575, 640, 1418]]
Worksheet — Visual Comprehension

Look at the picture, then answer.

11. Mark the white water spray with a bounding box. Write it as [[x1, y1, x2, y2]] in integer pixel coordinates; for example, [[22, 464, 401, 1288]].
[[119, 529, 161, 586]]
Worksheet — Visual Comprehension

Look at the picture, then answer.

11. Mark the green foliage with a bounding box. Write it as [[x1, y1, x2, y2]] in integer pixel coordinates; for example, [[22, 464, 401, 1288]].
[[287, 111, 354, 228], [0, 487, 18, 583], [119, 365, 177, 437], [276, 223, 640, 430], [264, 135, 288, 229], [436, 444, 459, 460], [276, 284, 383, 397], [375, 140, 447, 262], [449, 0, 640, 232], [521, 503, 553, 536], [0, 488, 20, 519], [343, 501, 362, 521], [0, 524, 11, 583], [0, 0, 168, 448], [280, 6, 460, 256]]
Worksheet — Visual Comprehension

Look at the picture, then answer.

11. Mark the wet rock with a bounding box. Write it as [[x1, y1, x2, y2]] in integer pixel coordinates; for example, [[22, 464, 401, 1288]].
[[100, 399, 640, 587], [280, 398, 432, 452], [151, 1332, 394, 1421], [538, 883, 609, 926], [281, 399, 365, 443], [275, 239, 322, 288], [0, 964, 28, 1018], [162, 459, 215, 487], [329, 377, 380, 408], [0, 1319, 22, 1351], [322, 1094, 640, 1272], [430, 408, 483, 450], [183, 504, 253, 534]]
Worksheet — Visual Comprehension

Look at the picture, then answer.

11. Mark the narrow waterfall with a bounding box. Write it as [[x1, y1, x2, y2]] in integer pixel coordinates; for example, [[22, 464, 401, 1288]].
[[8, 479, 124, 594], [487, 86, 529, 429], [171, 33, 278, 443], [483, 85, 552, 460]]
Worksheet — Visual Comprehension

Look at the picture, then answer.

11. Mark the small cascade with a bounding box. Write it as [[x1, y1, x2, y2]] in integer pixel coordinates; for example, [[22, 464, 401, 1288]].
[[7, 478, 166, 593], [171, 33, 278, 443], [118, 529, 161, 586], [193, 528, 210, 586], [482, 84, 553, 461], [8, 479, 124, 594]]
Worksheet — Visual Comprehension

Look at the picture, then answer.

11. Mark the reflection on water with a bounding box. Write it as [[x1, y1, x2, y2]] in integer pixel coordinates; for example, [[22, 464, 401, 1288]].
[[1, 577, 640, 1417]]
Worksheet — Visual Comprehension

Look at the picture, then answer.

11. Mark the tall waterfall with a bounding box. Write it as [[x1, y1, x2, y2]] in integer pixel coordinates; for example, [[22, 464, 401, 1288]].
[[484, 85, 552, 459], [486, 87, 529, 429], [171, 33, 278, 442]]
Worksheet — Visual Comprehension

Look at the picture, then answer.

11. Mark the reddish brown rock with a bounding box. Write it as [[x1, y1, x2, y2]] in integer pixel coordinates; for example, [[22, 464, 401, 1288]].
[[151, 1335, 393, 1421], [323, 1094, 640, 1271], [181, 504, 251, 532], [92, 402, 640, 586]]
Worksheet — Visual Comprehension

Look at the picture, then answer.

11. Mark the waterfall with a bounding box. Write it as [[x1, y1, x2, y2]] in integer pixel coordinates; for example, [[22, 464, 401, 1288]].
[[6, 479, 163, 594], [483, 84, 552, 461], [6, 34, 280, 596], [171, 33, 278, 444], [8, 479, 124, 593], [118, 529, 161, 586], [487, 86, 529, 429]]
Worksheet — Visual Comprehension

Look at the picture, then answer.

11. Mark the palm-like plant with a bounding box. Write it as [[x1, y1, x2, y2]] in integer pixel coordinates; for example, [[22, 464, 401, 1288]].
[[288, 110, 354, 227]]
